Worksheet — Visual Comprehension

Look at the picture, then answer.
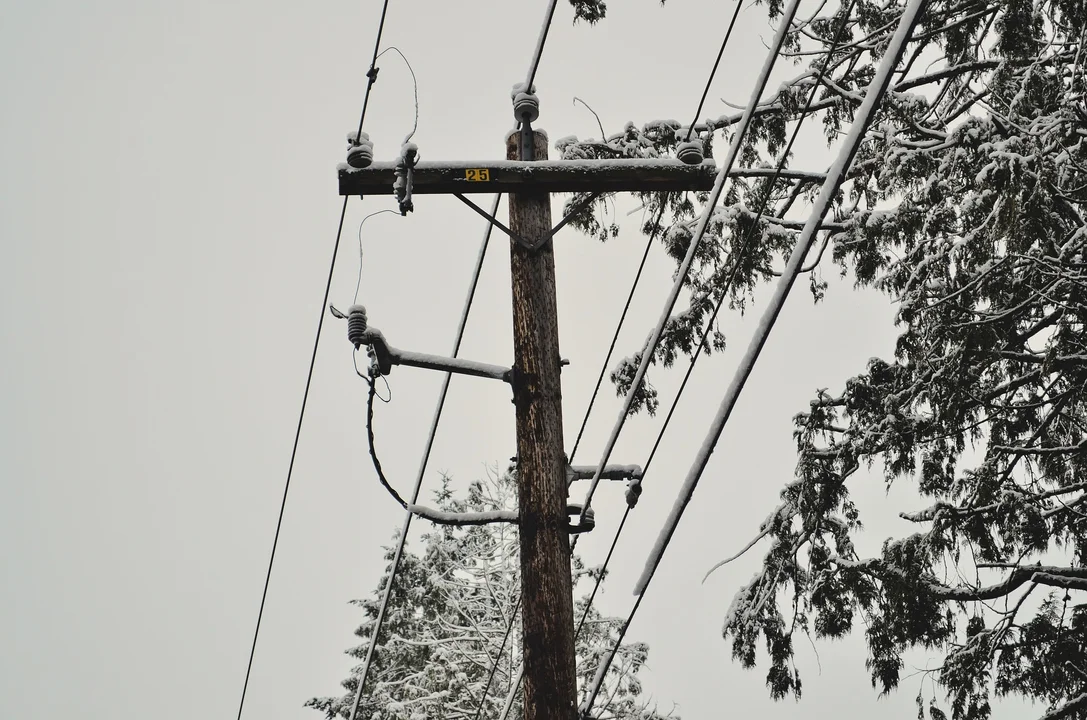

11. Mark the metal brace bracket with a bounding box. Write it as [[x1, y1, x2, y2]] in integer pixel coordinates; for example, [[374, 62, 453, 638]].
[[452, 191, 602, 251]]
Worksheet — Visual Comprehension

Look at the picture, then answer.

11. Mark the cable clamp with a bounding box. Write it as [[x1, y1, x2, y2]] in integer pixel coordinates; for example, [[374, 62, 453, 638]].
[[393, 142, 419, 215]]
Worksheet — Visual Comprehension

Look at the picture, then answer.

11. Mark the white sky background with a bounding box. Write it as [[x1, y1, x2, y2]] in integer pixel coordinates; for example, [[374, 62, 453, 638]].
[[0, 1, 1033, 719]]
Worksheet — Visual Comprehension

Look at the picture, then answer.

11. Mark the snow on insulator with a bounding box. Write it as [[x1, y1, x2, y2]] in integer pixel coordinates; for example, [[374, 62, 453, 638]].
[[509, 81, 536, 100], [676, 131, 704, 165], [347, 143, 374, 169], [625, 477, 643, 508], [394, 143, 419, 215], [567, 504, 595, 534], [513, 92, 540, 124], [347, 305, 369, 348], [346, 131, 374, 169], [580, 506, 595, 532]]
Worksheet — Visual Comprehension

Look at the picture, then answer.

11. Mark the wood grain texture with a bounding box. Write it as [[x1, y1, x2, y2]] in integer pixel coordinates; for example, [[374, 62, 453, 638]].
[[507, 129, 577, 720]]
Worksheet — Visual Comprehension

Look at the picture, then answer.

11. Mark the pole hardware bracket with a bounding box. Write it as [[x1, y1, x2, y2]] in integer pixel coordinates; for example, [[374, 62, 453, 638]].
[[332, 304, 512, 383], [393, 143, 419, 215], [566, 464, 644, 509], [566, 503, 595, 534], [565, 464, 643, 484], [453, 190, 601, 251]]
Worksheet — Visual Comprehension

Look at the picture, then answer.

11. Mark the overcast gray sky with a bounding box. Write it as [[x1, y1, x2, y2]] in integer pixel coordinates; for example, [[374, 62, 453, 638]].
[[0, 1, 1031, 719]]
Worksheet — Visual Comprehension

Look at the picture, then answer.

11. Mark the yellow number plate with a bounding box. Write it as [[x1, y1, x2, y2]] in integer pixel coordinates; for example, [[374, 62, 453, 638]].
[[465, 168, 491, 182]]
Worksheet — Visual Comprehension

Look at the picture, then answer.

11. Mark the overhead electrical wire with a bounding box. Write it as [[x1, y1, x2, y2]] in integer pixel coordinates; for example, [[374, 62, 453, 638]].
[[683, 0, 745, 142], [235, 199, 349, 720], [353, 5, 561, 717], [356, 0, 393, 138], [575, 0, 860, 705], [524, 0, 560, 92], [481, 3, 796, 716], [568, 204, 668, 462], [469, 204, 667, 720], [580, 0, 929, 713], [633, 0, 928, 600], [576, 0, 804, 528], [374, 46, 419, 144], [354, 210, 399, 304], [346, 194, 503, 720], [236, 1, 392, 717]]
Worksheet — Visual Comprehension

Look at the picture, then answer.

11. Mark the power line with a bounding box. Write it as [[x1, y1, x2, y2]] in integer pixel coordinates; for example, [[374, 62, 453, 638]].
[[524, 0, 559, 92], [683, 0, 744, 142], [479, 3, 804, 715], [374, 46, 419, 144], [469, 203, 666, 720], [352, 6, 560, 715], [574, 0, 863, 708], [580, 0, 929, 713], [354, 210, 399, 304], [237, 4, 394, 716], [569, 204, 667, 463], [470, 593, 522, 720], [236, 197, 349, 720], [346, 194, 503, 720], [356, 0, 393, 138], [576, 0, 803, 527], [633, 0, 927, 600], [643, 0, 863, 483]]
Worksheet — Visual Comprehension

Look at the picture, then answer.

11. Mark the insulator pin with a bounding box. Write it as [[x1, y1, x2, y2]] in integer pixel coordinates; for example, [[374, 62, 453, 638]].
[[347, 305, 369, 348], [346, 131, 374, 169], [513, 92, 540, 124], [676, 128, 704, 165]]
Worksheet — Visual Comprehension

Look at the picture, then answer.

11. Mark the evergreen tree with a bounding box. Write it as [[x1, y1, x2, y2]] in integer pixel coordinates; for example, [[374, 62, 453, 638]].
[[563, 0, 1086, 717], [308, 472, 673, 720]]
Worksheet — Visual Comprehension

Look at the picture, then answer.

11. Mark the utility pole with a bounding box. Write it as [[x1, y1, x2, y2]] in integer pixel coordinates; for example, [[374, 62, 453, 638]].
[[507, 121, 578, 720], [340, 91, 712, 720]]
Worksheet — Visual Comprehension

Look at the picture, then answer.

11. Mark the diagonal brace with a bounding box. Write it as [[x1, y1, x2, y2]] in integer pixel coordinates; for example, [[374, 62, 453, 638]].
[[453, 191, 601, 250]]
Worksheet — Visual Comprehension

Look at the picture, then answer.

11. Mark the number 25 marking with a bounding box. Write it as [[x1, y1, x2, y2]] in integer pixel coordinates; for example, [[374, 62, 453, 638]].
[[465, 168, 491, 182]]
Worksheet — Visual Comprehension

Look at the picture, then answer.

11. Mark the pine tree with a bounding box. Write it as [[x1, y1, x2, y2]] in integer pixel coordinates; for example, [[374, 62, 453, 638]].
[[308, 472, 674, 720], [564, 0, 1086, 717]]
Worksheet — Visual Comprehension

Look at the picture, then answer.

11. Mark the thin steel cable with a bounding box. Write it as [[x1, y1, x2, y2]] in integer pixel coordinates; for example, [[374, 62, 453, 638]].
[[242, 10, 394, 705], [236, 196, 349, 720], [471, 204, 661, 716], [633, 0, 927, 601], [684, 0, 745, 142], [572, 5, 863, 709], [569, 204, 668, 463], [238, 3, 392, 713], [440, 12, 561, 719], [573, 506, 631, 638], [577, 0, 805, 526], [470, 592, 523, 720], [355, 210, 399, 304], [492, 5, 805, 716], [580, 2, 927, 712], [346, 195, 503, 720], [374, 46, 419, 144], [644, 0, 863, 480], [488, 504, 629, 720], [524, 0, 560, 92], [356, 0, 392, 138]]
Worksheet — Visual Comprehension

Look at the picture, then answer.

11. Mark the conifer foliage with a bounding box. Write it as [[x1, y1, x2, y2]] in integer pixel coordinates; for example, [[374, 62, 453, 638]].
[[564, 0, 1086, 717], [308, 473, 672, 720]]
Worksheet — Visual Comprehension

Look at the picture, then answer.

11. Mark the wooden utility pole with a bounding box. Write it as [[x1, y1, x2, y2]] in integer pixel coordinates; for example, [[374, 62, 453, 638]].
[[506, 127, 578, 720], [339, 105, 711, 720]]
